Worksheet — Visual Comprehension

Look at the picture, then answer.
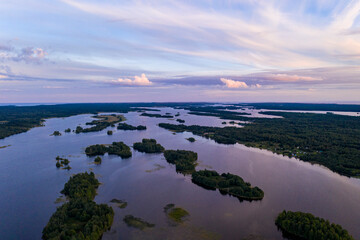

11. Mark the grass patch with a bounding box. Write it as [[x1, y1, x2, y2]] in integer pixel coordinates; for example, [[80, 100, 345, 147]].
[[123, 215, 155, 230]]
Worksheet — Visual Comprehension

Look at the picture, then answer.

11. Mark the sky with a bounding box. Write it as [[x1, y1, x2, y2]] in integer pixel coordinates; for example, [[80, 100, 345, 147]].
[[1, 0, 360, 103]]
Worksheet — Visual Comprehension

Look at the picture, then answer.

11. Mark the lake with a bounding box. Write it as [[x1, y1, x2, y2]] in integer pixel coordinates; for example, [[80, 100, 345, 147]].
[[0, 107, 359, 240]]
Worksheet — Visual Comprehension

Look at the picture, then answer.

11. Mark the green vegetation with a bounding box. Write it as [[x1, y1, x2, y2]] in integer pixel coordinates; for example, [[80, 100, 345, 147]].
[[186, 137, 196, 142], [176, 119, 185, 123], [246, 102, 360, 112], [42, 172, 114, 240], [175, 112, 180, 117], [222, 121, 226, 124], [117, 123, 147, 131], [64, 128, 71, 133], [275, 210, 354, 240], [55, 156, 70, 169], [110, 199, 128, 209], [164, 204, 189, 223], [107, 130, 113, 135], [51, 131, 62, 136], [76, 114, 125, 134], [133, 139, 165, 153], [123, 215, 155, 230], [141, 112, 174, 118], [192, 170, 264, 200], [94, 156, 102, 164], [0, 145, 10, 149], [164, 150, 198, 174], [159, 111, 360, 177], [85, 142, 132, 158], [61, 172, 100, 200]]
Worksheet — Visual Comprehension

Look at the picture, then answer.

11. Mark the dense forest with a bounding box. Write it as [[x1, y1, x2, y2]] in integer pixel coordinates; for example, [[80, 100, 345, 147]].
[[42, 172, 114, 240], [117, 123, 147, 131], [164, 150, 198, 174], [159, 111, 360, 177], [140, 112, 174, 118], [133, 139, 165, 153], [275, 210, 354, 240], [192, 170, 264, 200], [85, 142, 132, 158]]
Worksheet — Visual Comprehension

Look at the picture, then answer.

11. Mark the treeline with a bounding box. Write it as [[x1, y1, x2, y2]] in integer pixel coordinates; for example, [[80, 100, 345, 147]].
[[192, 170, 264, 200], [75, 115, 124, 134], [164, 150, 198, 174], [85, 142, 132, 158], [133, 139, 164, 153], [275, 210, 354, 240], [42, 172, 114, 240], [245, 102, 360, 112], [140, 113, 174, 118], [117, 123, 146, 131], [159, 111, 360, 177]]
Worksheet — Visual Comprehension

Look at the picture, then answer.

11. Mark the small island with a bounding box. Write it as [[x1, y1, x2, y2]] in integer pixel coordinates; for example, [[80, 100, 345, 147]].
[[164, 150, 198, 174], [107, 130, 113, 135], [176, 119, 185, 123], [64, 128, 71, 133], [164, 204, 189, 223], [186, 137, 196, 142], [55, 156, 70, 169], [42, 172, 114, 240], [94, 156, 102, 164], [133, 139, 164, 153], [117, 123, 147, 131], [75, 114, 125, 134], [85, 141, 132, 158], [123, 215, 155, 230], [51, 131, 62, 136], [110, 199, 127, 209], [192, 170, 264, 200], [275, 210, 354, 240]]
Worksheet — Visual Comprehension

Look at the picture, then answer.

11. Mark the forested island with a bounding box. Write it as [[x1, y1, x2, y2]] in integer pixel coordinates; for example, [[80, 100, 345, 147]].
[[85, 142, 132, 158], [192, 170, 264, 200], [75, 114, 125, 134], [164, 150, 198, 174], [117, 123, 147, 131], [158, 111, 360, 177], [42, 172, 114, 240], [275, 210, 354, 240], [133, 139, 165, 153], [140, 112, 174, 118]]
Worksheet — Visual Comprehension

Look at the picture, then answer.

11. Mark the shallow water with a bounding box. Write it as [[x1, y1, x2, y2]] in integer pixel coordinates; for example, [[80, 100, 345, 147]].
[[0, 108, 359, 240]]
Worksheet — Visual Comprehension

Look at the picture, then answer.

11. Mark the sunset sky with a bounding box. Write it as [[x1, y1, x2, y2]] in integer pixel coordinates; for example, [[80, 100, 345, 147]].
[[1, 0, 360, 103]]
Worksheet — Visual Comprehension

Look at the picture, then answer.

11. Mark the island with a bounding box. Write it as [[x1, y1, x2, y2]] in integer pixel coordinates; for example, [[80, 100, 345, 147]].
[[275, 210, 354, 240], [164, 204, 189, 223], [64, 128, 71, 133], [55, 156, 70, 169], [117, 123, 147, 131], [85, 142, 132, 158], [133, 139, 165, 153], [51, 131, 61, 136], [164, 150, 198, 174], [107, 130, 113, 135], [94, 156, 102, 164], [42, 172, 114, 240], [123, 215, 155, 230], [76, 114, 125, 134], [140, 112, 174, 118], [186, 137, 196, 142], [191, 170, 264, 200], [176, 119, 185, 123]]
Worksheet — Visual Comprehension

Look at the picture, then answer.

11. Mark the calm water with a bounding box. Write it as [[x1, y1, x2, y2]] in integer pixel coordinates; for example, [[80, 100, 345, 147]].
[[0, 108, 360, 240]]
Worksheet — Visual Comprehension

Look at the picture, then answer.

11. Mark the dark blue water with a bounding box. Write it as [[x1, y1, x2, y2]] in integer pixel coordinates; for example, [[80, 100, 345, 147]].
[[0, 108, 359, 240]]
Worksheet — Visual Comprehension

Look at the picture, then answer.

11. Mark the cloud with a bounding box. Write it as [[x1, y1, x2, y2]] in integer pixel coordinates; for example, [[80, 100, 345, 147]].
[[12, 47, 48, 63], [112, 73, 152, 86], [220, 78, 248, 88], [0, 74, 7, 79], [266, 74, 323, 82]]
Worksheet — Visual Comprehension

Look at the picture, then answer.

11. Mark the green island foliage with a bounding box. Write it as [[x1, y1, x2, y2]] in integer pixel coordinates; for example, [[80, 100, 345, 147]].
[[76, 114, 125, 134], [192, 170, 264, 200], [51, 131, 62, 136], [158, 111, 360, 177], [164, 204, 189, 223], [176, 119, 185, 123], [61, 172, 100, 200], [94, 156, 102, 164], [55, 156, 70, 169], [175, 113, 180, 117], [42, 172, 114, 240], [140, 112, 174, 118], [164, 150, 198, 174], [117, 123, 147, 131], [123, 215, 155, 230], [275, 210, 354, 240], [107, 130, 113, 135], [85, 142, 132, 158], [133, 139, 165, 153], [109, 199, 128, 209], [186, 137, 196, 142], [64, 128, 71, 133]]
